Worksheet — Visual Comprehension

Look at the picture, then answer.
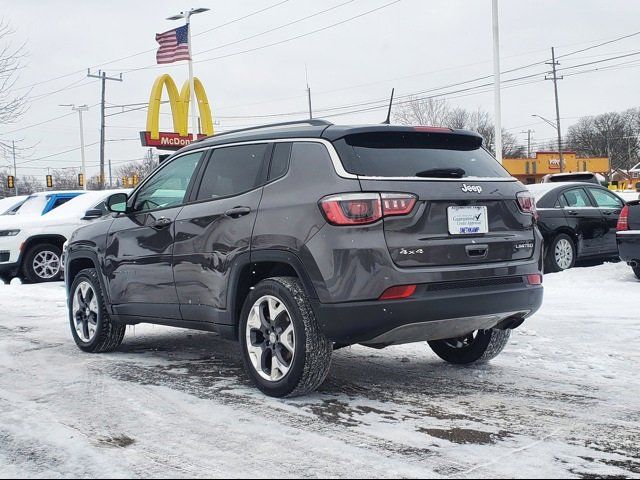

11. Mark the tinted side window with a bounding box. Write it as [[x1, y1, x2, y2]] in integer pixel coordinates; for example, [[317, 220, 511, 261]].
[[562, 188, 592, 208], [269, 143, 292, 181], [196, 144, 268, 200], [133, 151, 203, 212], [589, 188, 623, 208], [50, 197, 72, 210]]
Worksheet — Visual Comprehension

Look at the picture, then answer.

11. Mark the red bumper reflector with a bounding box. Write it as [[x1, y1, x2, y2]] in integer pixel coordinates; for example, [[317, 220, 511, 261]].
[[526, 274, 543, 285], [379, 284, 417, 300]]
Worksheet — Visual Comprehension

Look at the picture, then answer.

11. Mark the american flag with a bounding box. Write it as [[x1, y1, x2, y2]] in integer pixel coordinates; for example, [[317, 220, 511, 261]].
[[155, 25, 190, 64]]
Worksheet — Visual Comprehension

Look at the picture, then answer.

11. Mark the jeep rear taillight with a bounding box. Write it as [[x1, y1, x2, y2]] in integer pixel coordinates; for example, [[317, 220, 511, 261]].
[[516, 191, 538, 219], [617, 205, 630, 231], [379, 284, 417, 300], [319, 193, 416, 226]]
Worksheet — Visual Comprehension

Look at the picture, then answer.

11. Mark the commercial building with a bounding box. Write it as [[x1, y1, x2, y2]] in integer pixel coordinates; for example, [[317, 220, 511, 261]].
[[503, 151, 610, 184]]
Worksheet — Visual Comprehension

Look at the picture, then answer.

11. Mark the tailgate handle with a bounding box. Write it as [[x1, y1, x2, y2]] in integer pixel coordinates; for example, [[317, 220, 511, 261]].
[[466, 244, 489, 258]]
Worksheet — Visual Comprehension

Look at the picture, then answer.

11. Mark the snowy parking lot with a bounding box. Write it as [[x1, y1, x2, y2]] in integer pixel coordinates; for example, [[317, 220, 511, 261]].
[[0, 263, 639, 478]]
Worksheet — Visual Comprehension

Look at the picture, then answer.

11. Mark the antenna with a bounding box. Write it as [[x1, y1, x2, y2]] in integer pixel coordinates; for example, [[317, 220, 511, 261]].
[[382, 88, 395, 125]]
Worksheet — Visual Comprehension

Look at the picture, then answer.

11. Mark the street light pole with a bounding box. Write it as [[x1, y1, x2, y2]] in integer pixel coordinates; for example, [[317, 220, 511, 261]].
[[491, 0, 503, 164], [167, 7, 209, 141], [12, 140, 18, 196], [61, 104, 89, 190]]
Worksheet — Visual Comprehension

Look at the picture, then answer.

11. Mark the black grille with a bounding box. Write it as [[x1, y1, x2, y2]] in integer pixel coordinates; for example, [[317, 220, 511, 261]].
[[426, 277, 524, 292], [0, 251, 9, 262]]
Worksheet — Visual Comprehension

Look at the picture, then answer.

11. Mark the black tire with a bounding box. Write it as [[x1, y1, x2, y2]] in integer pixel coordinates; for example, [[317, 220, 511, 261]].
[[545, 233, 576, 273], [69, 268, 125, 353], [239, 276, 332, 398], [21, 243, 63, 283], [428, 329, 511, 365], [633, 265, 640, 280]]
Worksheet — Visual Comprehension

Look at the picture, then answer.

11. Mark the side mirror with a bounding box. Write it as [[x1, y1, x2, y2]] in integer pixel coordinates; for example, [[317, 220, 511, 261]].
[[82, 209, 103, 220], [106, 193, 128, 213]]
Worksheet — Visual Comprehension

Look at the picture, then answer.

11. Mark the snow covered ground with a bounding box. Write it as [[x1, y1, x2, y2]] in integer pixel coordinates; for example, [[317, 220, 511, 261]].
[[0, 263, 639, 478]]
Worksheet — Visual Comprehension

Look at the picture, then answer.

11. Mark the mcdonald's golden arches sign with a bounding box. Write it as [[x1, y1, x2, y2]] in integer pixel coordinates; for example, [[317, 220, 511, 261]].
[[140, 74, 214, 150]]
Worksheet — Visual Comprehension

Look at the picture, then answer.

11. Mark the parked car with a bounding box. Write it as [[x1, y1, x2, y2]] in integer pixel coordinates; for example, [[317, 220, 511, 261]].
[[616, 200, 640, 279], [0, 195, 28, 215], [0, 189, 127, 284], [540, 172, 601, 185], [2, 190, 85, 217], [528, 182, 625, 272], [65, 121, 543, 398]]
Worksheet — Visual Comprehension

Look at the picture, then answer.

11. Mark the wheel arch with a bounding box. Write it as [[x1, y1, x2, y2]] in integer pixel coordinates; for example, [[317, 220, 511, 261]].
[[224, 250, 318, 340], [21, 234, 67, 256], [66, 249, 112, 307]]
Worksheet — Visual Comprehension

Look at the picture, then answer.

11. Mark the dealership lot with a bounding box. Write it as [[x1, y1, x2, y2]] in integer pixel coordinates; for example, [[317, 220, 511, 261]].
[[0, 262, 639, 478]]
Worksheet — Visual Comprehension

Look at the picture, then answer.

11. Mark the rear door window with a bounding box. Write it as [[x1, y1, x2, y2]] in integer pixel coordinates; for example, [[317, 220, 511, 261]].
[[196, 144, 269, 200], [333, 132, 510, 178], [562, 188, 593, 207]]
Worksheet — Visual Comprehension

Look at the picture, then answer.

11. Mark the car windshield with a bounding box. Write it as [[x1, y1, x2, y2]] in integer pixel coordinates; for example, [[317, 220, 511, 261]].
[[333, 132, 511, 178], [6, 195, 48, 216]]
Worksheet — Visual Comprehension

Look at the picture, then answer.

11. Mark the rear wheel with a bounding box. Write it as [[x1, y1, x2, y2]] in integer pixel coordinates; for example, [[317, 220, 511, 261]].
[[633, 265, 640, 280], [22, 243, 63, 283], [239, 277, 333, 398], [428, 329, 511, 365], [545, 233, 576, 272]]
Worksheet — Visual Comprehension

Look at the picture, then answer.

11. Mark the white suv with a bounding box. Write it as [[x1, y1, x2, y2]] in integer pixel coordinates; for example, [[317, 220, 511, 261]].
[[0, 190, 128, 283]]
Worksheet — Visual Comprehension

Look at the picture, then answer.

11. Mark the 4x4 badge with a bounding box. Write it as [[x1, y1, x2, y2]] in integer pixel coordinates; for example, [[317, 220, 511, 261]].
[[461, 184, 483, 194]]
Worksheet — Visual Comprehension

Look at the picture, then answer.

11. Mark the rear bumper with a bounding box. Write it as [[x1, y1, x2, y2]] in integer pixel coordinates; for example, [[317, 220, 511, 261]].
[[617, 231, 640, 263], [313, 279, 543, 346]]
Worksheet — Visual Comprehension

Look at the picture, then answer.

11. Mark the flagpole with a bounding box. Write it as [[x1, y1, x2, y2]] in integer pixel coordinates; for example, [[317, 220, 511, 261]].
[[167, 8, 209, 141], [186, 14, 197, 141]]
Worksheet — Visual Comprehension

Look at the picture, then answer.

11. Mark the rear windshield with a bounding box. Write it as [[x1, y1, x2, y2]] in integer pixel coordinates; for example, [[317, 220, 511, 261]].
[[333, 132, 510, 179]]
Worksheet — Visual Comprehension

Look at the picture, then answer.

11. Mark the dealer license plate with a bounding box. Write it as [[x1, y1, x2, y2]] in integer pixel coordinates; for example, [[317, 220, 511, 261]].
[[447, 206, 488, 235]]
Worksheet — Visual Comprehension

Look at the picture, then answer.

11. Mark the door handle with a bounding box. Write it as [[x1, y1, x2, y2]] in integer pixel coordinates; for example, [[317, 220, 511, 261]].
[[151, 217, 172, 229], [224, 206, 251, 219], [567, 210, 579, 216]]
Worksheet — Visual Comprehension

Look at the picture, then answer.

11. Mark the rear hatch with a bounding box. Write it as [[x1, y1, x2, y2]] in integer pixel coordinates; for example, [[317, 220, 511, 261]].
[[331, 128, 536, 268]]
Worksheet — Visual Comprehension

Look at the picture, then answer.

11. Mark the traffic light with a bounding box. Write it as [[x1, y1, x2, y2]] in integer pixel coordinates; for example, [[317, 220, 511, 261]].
[[46, 175, 53, 188], [78, 173, 84, 187], [7, 176, 14, 189], [132, 175, 139, 186], [122, 176, 129, 187]]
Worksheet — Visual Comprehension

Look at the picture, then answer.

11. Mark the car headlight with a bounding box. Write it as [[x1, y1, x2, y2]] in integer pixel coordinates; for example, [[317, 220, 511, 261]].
[[0, 230, 20, 237]]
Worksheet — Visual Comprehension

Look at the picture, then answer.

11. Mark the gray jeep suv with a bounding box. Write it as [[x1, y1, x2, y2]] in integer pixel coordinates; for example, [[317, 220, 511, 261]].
[[65, 120, 543, 397]]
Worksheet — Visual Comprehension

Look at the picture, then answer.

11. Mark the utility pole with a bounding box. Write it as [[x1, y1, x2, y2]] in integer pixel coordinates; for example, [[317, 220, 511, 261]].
[[546, 47, 564, 172], [108, 158, 113, 188], [521, 129, 534, 158], [12, 140, 18, 196], [87, 70, 123, 190], [491, 0, 503, 164]]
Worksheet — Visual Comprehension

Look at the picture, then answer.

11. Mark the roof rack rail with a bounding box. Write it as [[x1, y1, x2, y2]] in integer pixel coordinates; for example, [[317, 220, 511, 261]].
[[197, 119, 333, 141]]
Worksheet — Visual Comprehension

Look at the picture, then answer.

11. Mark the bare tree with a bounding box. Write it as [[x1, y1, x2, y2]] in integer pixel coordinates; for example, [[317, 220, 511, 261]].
[[116, 154, 158, 187], [394, 98, 524, 157], [394, 97, 450, 126], [0, 21, 28, 156]]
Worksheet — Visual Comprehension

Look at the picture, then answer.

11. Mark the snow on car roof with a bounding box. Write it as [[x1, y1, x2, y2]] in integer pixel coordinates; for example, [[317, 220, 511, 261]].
[[0, 195, 28, 214], [42, 189, 130, 221]]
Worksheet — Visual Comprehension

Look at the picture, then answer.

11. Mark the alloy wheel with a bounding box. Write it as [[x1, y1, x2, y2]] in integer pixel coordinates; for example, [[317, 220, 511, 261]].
[[554, 238, 574, 270], [245, 295, 296, 382], [33, 250, 61, 280], [73, 281, 99, 343]]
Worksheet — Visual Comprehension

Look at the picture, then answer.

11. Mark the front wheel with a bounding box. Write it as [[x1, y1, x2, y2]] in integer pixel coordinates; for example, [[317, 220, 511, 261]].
[[69, 268, 126, 353], [428, 329, 511, 365], [239, 277, 333, 398], [545, 233, 576, 272], [633, 265, 640, 280], [22, 243, 63, 283]]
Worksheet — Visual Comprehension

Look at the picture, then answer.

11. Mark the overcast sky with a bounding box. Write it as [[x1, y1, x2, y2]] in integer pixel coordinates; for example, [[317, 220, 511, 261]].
[[2, 0, 640, 179]]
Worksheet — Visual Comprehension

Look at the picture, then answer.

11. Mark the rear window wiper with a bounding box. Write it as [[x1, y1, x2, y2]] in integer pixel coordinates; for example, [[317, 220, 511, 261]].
[[415, 168, 466, 178]]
